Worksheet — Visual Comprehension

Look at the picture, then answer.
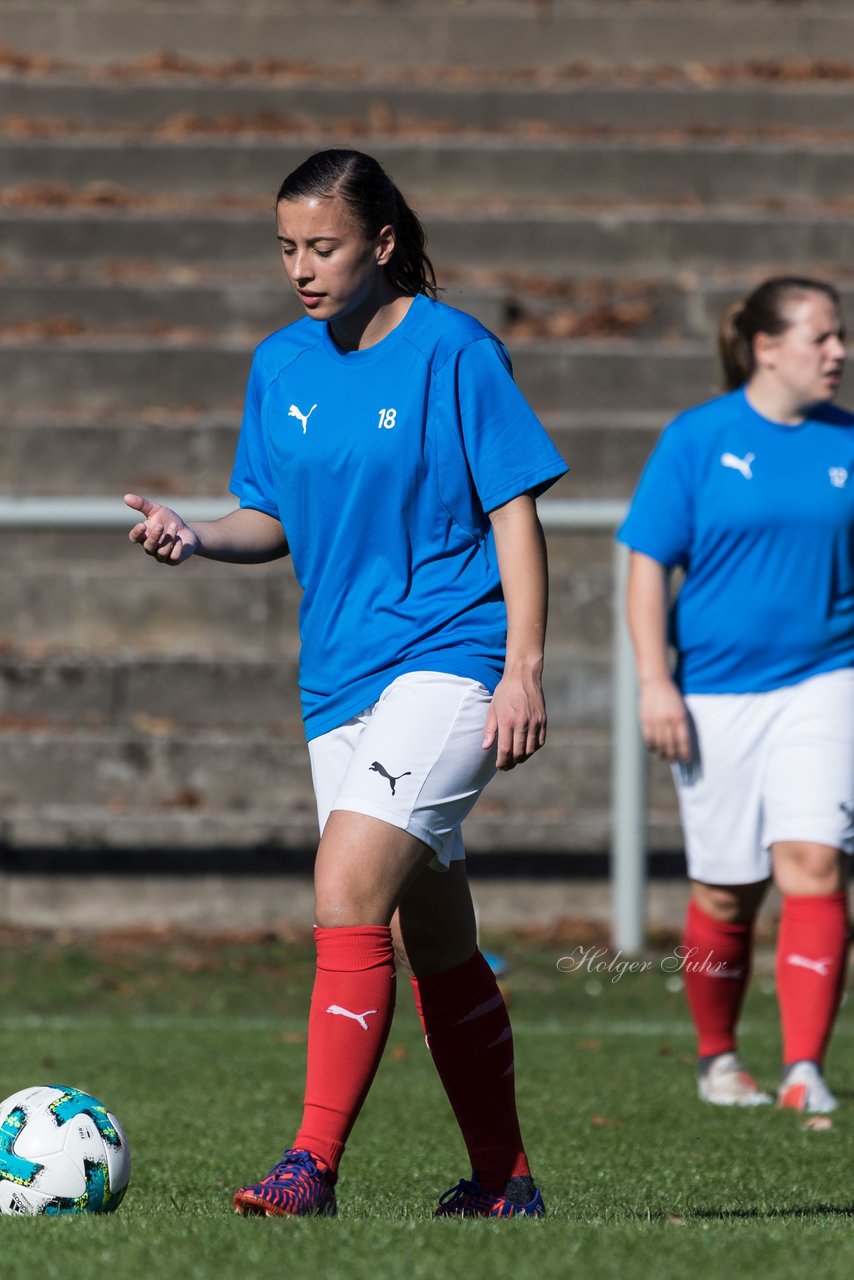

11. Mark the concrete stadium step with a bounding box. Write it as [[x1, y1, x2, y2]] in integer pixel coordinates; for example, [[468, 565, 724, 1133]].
[[698, 280, 854, 329], [0, 790, 636, 858], [0, 413, 662, 499], [5, 72, 854, 134], [0, 640, 635, 747], [0, 279, 300, 338], [0, 726, 312, 811], [7, 274, 853, 345], [0, 647, 615, 737], [0, 655, 302, 729], [0, 274, 697, 344], [1, 796, 683, 860], [0, 856, 690, 933], [0, 722, 650, 856], [0, 524, 605, 657], [0, 278, 510, 340], [0, 552, 305, 658], [4, 208, 852, 276], [0, 719, 577, 817], [0, 337, 720, 417], [4, 136, 854, 205], [0, 804, 322, 859], [3, 2, 854, 68], [0, 529, 617, 670], [0, 520, 620, 660], [2, 417, 240, 496]]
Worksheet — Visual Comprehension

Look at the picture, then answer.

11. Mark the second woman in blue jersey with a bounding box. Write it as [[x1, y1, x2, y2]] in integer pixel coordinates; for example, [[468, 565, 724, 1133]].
[[618, 276, 853, 1115]]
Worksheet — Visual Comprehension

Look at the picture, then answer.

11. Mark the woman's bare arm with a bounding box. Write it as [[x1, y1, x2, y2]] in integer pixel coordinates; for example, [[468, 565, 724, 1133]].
[[626, 550, 691, 762], [484, 493, 549, 770]]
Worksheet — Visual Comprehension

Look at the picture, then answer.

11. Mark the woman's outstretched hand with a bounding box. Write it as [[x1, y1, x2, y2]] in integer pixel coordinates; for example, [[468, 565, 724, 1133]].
[[124, 493, 200, 565]]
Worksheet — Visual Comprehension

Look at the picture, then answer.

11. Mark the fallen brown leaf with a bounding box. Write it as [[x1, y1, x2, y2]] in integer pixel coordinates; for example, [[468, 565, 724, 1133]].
[[802, 1116, 833, 1132]]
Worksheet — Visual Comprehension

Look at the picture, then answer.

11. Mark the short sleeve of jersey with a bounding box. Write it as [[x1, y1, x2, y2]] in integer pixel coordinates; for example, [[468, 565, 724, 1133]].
[[616, 418, 696, 568], [229, 352, 280, 519], [449, 337, 568, 511]]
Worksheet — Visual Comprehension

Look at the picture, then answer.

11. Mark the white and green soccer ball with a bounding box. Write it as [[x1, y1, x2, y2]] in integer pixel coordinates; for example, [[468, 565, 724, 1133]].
[[0, 1084, 131, 1215]]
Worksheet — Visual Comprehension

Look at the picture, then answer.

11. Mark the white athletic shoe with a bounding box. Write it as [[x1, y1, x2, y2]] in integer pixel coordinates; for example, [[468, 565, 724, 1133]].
[[778, 1061, 838, 1114], [697, 1052, 773, 1107]]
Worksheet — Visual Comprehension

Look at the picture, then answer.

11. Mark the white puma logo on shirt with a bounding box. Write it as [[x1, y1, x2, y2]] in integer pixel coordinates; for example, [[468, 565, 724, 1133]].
[[288, 403, 317, 434], [326, 1004, 378, 1031], [786, 954, 833, 978], [720, 451, 755, 479]]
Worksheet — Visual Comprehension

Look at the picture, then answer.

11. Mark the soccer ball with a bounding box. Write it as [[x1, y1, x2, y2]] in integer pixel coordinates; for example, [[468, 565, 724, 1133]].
[[0, 1084, 131, 1215]]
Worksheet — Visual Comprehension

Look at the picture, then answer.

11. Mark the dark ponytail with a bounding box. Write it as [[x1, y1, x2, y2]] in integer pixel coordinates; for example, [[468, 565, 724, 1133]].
[[275, 149, 439, 299], [718, 276, 841, 391]]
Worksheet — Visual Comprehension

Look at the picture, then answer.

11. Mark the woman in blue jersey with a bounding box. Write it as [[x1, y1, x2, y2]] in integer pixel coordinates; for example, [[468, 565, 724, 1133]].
[[124, 149, 567, 1217], [618, 276, 853, 1114]]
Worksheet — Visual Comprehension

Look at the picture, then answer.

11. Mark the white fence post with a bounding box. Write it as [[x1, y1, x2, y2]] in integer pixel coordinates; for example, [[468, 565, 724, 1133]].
[[611, 540, 646, 953]]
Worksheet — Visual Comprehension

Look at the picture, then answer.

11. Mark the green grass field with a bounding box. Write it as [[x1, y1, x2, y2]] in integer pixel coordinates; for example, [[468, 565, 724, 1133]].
[[1, 923, 852, 1280]]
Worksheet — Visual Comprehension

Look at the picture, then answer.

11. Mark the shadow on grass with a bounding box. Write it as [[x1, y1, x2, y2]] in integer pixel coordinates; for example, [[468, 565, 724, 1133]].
[[688, 1203, 854, 1221]]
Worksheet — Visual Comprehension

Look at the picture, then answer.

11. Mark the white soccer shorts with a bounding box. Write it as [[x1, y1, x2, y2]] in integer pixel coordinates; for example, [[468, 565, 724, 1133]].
[[307, 671, 497, 871], [674, 667, 854, 885]]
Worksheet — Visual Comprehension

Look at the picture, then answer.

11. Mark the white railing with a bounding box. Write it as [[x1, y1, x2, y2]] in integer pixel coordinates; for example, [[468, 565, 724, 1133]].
[[539, 501, 644, 954], [0, 496, 645, 952]]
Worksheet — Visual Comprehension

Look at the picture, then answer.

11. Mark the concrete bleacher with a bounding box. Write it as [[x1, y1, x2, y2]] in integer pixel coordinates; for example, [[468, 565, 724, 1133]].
[[1, 0, 851, 923]]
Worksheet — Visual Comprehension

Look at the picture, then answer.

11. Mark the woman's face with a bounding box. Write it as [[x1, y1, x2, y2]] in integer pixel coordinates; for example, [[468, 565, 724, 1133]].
[[275, 194, 394, 324], [755, 291, 847, 406]]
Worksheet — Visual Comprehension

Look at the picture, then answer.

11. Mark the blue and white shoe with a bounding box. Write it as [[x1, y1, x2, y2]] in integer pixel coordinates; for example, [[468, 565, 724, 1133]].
[[233, 1148, 337, 1218], [435, 1174, 544, 1218]]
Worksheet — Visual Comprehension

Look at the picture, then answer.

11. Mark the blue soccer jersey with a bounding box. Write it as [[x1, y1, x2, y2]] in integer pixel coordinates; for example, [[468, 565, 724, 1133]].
[[230, 294, 568, 738], [617, 388, 854, 694]]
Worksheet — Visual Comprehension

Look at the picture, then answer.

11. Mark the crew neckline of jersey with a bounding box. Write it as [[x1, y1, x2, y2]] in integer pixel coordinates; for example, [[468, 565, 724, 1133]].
[[739, 385, 821, 432], [321, 293, 422, 366]]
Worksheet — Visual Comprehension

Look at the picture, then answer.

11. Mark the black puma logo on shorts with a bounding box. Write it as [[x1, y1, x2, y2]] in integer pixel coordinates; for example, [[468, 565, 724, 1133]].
[[369, 761, 412, 796]]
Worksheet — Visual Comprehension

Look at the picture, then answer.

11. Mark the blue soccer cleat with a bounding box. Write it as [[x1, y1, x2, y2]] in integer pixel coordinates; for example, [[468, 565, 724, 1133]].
[[435, 1173, 545, 1218], [233, 1148, 337, 1218]]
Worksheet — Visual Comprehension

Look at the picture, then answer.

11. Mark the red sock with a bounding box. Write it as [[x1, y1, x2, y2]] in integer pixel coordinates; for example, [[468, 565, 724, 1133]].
[[776, 893, 850, 1067], [410, 950, 530, 1195], [293, 925, 396, 1175], [682, 899, 753, 1059]]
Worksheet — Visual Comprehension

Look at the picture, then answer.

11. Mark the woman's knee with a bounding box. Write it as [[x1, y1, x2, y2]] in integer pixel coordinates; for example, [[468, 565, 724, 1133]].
[[692, 879, 767, 923], [313, 811, 434, 927], [392, 922, 476, 977], [393, 863, 478, 977], [772, 841, 846, 896]]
